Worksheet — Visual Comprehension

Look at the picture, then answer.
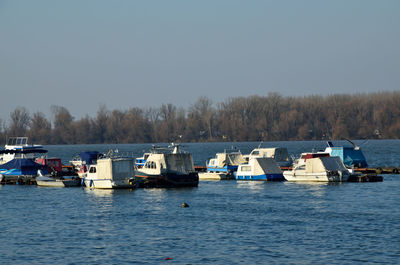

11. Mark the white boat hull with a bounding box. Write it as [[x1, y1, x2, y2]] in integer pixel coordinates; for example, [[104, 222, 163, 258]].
[[84, 179, 134, 189], [283, 171, 348, 182], [198, 172, 230, 181], [36, 176, 81, 187]]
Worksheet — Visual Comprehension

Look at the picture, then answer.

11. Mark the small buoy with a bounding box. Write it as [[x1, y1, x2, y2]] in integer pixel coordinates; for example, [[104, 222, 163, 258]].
[[165, 257, 173, 260], [181, 202, 189, 208]]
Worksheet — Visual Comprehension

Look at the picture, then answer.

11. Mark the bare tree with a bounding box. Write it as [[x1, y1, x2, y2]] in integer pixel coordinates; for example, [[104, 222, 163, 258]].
[[9, 107, 30, 136]]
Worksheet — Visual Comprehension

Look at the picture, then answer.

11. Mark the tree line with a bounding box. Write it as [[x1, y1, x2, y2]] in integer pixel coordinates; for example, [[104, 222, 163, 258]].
[[1, 92, 399, 145]]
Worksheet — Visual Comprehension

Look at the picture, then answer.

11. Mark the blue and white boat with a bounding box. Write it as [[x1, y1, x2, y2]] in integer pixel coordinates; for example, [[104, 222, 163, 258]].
[[201, 148, 246, 180], [0, 137, 47, 165], [235, 157, 285, 181], [324, 140, 368, 168], [0, 158, 49, 183], [0, 137, 49, 183]]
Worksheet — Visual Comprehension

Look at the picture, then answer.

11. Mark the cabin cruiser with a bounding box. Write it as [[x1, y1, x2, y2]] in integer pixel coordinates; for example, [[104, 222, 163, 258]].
[[84, 157, 135, 189], [36, 169, 80, 187], [135, 143, 199, 188], [84, 150, 135, 189], [0, 137, 47, 165], [235, 157, 285, 181], [0, 137, 49, 183], [283, 156, 350, 182], [244, 147, 292, 167], [199, 148, 246, 180], [324, 140, 368, 168]]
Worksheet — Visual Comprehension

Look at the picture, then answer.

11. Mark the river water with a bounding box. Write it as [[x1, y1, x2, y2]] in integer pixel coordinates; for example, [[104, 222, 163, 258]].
[[0, 140, 399, 264]]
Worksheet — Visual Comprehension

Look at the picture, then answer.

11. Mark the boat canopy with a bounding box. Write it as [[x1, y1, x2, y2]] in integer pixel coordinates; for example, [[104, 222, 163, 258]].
[[329, 147, 368, 168], [215, 152, 246, 167], [240, 157, 282, 175], [0, 158, 48, 176], [95, 158, 134, 181], [80, 151, 100, 165], [250, 148, 288, 160], [147, 153, 195, 174], [305, 157, 347, 173]]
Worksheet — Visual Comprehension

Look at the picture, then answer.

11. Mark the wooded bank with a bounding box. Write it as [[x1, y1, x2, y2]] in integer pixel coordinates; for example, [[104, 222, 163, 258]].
[[1, 92, 399, 145]]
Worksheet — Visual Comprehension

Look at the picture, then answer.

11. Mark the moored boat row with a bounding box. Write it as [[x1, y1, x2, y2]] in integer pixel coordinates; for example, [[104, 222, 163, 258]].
[[0, 137, 389, 188]]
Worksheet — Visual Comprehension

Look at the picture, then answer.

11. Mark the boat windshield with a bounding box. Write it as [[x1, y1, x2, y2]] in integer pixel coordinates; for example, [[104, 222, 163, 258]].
[[7, 137, 28, 145]]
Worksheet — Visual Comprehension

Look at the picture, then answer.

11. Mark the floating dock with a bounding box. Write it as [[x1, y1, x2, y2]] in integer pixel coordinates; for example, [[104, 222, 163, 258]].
[[348, 174, 383, 182]]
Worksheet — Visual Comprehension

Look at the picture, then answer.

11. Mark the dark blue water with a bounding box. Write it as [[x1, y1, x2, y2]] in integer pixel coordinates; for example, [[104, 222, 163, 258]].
[[1, 140, 399, 264]]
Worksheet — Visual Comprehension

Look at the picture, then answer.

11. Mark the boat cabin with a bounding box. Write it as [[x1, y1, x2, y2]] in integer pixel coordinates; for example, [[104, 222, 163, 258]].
[[324, 141, 368, 168], [143, 153, 196, 175], [245, 147, 291, 167], [207, 151, 246, 173]]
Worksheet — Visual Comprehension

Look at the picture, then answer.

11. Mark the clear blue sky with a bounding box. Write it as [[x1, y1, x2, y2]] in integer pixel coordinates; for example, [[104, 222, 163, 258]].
[[1, 0, 399, 123]]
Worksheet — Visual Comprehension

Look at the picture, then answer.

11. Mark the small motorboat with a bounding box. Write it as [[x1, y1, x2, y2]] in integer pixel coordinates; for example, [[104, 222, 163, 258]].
[[36, 175, 81, 187], [135, 143, 198, 188], [84, 150, 135, 189], [283, 156, 350, 182], [200, 147, 246, 180], [235, 157, 285, 181], [324, 140, 368, 168]]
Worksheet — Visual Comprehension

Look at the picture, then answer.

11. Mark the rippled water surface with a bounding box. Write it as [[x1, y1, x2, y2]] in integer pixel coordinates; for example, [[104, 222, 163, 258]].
[[1, 140, 399, 264]]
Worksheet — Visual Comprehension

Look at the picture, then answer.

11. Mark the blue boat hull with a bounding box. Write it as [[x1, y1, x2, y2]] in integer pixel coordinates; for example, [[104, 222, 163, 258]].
[[235, 173, 285, 181]]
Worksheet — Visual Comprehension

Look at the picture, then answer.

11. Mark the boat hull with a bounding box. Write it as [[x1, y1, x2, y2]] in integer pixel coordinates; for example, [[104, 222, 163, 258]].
[[84, 178, 134, 189], [235, 173, 285, 181], [198, 172, 232, 181], [283, 172, 348, 182], [36, 176, 81, 187], [135, 172, 199, 188]]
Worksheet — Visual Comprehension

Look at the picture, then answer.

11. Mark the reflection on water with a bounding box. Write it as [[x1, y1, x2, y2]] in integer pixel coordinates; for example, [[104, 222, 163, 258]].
[[236, 181, 269, 193], [84, 188, 116, 198], [142, 188, 169, 212]]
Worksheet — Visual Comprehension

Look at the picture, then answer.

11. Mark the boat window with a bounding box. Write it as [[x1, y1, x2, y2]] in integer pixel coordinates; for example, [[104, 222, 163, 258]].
[[252, 151, 259, 155], [89, 167, 96, 173], [241, 166, 251, 171]]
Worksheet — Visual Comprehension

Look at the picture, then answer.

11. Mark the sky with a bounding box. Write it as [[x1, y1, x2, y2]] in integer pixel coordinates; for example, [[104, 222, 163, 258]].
[[1, 0, 399, 123]]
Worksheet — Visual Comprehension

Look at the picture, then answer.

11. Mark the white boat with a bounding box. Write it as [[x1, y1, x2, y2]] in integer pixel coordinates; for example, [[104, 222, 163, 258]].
[[203, 148, 246, 180], [283, 156, 350, 182], [235, 157, 285, 181], [244, 147, 292, 167], [36, 175, 81, 187], [135, 143, 198, 188], [0, 137, 47, 165], [84, 153, 135, 189]]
